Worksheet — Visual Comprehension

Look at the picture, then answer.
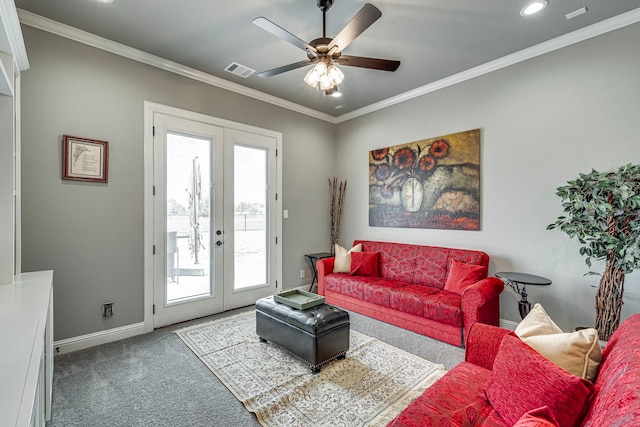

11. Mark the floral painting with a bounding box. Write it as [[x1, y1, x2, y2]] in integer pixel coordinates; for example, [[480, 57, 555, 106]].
[[369, 129, 480, 230]]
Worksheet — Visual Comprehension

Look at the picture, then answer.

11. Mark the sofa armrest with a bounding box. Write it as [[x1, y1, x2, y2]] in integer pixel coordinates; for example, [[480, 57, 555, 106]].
[[461, 277, 504, 338], [316, 257, 335, 296], [465, 322, 512, 370], [462, 276, 504, 307]]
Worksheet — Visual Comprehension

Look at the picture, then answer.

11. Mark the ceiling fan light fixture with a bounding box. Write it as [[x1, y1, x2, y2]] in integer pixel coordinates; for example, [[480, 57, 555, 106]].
[[303, 69, 320, 87], [327, 64, 344, 86], [319, 75, 333, 91], [305, 61, 343, 91], [520, 1, 548, 16], [304, 62, 328, 87]]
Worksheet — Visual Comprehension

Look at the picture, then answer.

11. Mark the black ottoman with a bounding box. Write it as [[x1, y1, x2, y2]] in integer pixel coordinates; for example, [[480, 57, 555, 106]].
[[256, 295, 350, 373]]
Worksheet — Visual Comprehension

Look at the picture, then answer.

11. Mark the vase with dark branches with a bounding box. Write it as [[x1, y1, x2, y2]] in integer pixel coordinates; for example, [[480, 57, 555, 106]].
[[548, 164, 640, 341], [329, 177, 347, 255]]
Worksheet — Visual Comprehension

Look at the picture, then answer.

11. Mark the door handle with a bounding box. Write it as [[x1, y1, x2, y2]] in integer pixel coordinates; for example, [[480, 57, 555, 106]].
[[215, 240, 223, 246]]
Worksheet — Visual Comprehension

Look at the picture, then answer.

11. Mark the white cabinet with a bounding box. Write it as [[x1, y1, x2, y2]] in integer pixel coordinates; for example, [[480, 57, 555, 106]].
[[0, 5, 43, 424], [0, 271, 54, 426]]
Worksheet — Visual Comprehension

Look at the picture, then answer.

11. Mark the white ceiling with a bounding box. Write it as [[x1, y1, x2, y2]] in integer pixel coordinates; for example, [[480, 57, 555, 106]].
[[14, 0, 640, 119]]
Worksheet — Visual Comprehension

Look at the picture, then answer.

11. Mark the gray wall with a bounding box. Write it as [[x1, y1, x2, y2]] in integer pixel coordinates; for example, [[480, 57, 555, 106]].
[[335, 22, 640, 330], [20, 26, 336, 340], [21, 20, 640, 341]]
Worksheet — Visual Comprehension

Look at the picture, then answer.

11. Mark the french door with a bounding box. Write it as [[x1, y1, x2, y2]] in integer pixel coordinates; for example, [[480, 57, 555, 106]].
[[223, 129, 278, 309], [148, 106, 279, 328]]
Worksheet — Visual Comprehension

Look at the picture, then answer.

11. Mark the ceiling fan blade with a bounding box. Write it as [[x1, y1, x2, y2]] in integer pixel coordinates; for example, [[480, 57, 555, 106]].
[[253, 17, 317, 57], [257, 60, 314, 78], [327, 3, 382, 53], [336, 55, 400, 72]]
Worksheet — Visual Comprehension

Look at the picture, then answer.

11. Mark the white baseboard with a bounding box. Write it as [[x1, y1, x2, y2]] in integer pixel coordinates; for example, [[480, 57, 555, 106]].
[[53, 322, 146, 355], [500, 318, 519, 330]]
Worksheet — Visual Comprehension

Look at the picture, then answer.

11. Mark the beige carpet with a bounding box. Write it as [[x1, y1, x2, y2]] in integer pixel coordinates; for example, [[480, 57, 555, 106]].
[[175, 311, 446, 427]]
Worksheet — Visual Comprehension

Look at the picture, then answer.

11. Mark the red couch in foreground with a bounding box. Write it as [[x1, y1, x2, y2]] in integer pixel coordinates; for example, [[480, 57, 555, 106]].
[[388, 314, 640, 426], [317, 240, 504, 346]]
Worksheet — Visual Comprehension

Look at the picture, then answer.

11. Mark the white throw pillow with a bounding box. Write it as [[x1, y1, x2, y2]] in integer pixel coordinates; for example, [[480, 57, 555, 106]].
[[515, 303, 602, 382], [333, 243, 362, 273], [515, 303, 563, 338]]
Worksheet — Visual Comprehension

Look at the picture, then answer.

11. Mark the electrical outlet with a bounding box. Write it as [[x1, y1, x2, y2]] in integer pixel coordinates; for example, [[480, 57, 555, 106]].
[[300, 269, 305, 279], [103, 302, 114, 318]]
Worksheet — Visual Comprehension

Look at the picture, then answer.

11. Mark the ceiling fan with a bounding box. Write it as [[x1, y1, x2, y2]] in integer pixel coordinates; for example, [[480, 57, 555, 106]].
[[253, 0, 400, 95]]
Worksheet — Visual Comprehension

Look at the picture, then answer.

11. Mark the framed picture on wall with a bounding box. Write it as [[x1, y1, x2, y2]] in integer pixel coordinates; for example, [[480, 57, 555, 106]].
[[62, 135, 109, 183], [368, 128, 481, 230]]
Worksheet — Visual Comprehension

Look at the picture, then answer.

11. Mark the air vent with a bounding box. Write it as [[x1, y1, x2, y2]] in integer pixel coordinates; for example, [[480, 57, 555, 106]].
[[224, 62, 255, 78], [566, 7, 588, 20]]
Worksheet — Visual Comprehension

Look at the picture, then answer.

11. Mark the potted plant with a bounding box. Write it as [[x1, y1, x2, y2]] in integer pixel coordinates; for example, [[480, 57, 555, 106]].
[[547, 164, 640, 341]]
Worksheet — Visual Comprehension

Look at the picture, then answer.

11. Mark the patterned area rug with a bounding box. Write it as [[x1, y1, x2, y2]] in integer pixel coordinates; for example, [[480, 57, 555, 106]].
[[175, 311, 446, 427]]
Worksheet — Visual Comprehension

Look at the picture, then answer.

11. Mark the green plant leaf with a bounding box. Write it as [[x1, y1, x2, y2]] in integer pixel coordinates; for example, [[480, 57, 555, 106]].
[[549, 163, 640, 276]]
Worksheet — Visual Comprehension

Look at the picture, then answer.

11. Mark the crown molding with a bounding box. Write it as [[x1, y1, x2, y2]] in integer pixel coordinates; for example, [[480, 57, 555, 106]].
[[0, 0, 29, 71], [335, 7, 640, 123], [17, 9, 338, 124], [17, 7, 640, 125]]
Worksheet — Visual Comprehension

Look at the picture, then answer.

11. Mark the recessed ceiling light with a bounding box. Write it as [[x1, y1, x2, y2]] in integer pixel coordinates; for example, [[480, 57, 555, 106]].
[[96, 0, 114, 3], [520, 1, 548, 16]]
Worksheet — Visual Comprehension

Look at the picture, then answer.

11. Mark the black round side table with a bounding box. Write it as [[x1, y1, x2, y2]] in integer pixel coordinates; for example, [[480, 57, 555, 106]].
[[495, 272, 552, 319]]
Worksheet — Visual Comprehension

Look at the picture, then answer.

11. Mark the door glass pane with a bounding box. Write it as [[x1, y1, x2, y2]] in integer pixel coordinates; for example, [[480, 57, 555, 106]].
[[234, 144, 267, 289], [166, 132, 212, 303]]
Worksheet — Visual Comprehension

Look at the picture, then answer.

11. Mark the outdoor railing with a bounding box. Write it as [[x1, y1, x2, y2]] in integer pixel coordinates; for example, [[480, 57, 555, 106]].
[[234, 214, 266, 231]]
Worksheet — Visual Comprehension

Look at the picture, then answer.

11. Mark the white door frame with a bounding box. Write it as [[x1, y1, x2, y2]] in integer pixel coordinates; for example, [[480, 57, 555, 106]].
[[143, 101, 283, 332]]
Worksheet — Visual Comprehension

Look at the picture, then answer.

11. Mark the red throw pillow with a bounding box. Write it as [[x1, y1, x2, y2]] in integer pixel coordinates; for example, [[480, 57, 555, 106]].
[[444, 259, 485, 295], [350, 252, 379, 277], [485, 334, 593, 427], [513, 406, 560, 426]]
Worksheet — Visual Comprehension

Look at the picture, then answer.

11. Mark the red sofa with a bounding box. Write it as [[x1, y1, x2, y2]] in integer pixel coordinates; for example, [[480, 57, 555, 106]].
[[388, 314, 640, 426], [317, 240, 504, 346]]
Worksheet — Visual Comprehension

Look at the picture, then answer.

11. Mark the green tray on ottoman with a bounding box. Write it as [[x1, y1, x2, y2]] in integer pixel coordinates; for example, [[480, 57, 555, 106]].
[[274, 290, 325, 310]]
